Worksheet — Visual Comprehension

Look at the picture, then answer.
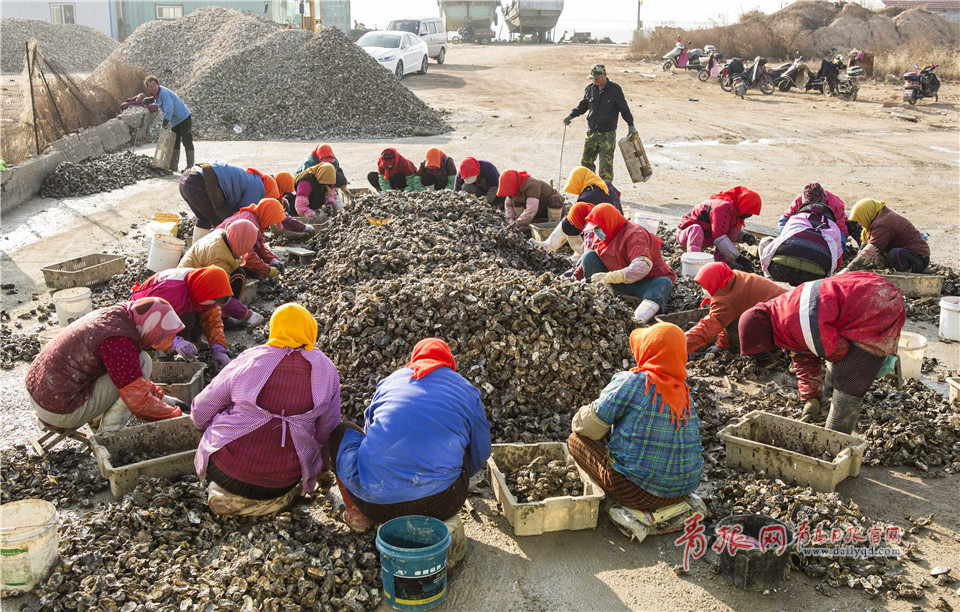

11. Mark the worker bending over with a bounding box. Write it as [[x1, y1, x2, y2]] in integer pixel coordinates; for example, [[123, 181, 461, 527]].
[[455, 157, 503, 206], [295, 143, 348, 186], [533, 201, 594, 256], [216, 198, 287, 279], [677, 186, 762, 272], [419, 148, 457, 190], [842, 199, 930, 274], [497, 169, 566, 229], [179, 161, 282, 243], [367, 148, 424, 192]]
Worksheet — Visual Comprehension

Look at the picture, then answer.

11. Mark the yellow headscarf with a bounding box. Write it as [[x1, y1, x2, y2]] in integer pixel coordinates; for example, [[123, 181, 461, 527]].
[[265, 303, 317, 351], [849, 198, 886, 244], [564, 166, 609, 195]]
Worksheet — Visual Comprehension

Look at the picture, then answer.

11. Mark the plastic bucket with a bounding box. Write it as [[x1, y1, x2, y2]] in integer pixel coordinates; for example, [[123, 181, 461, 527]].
[[37, 328, 61, 348], [376, 515, 451, 611], [939, 296, 960, 342], [0, 499, 59, 594], [153, 213, 180, 236], [631, 212, 661, 235], [52, 287, 92, 327], [897, 332, 927, 380], [147, 234, 185, 273], [715, 514, 795, 592], [680, 252, 714, 277]]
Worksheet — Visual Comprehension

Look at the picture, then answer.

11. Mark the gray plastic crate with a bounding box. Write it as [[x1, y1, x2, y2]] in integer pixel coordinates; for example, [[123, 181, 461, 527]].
[[655, 308, 709, 330], [41, 254, 126, 290], [529, 221, 559, 242], [151, 361, 206, 404], [879, 272, 944, 297]]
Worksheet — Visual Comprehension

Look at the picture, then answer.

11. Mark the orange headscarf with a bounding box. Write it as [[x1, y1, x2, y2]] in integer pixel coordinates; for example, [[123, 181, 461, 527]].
[[629, 323, 692, 429], [274, 172, 294, 196], [566, 202, 595, 230], [584, 203, 627, 242], [313, 144, 335, 162], [424, 148, 445, 169], [710, 186, 761, 227], [406, 338, 457, 379], [185, 266, 232, 304], [496, 170, 530, 197], [247, 168, 279, 200], [239, 198, 286, 229]]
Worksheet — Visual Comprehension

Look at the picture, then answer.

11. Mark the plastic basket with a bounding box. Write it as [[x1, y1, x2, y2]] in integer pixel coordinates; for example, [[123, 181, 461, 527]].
[[89, 416, 202, 497], [488, 442, 605, 536], [151, 362, 206, 404], [879, 272, 944, 298], [529, 221, 558, 242], [240, 279, 258, 304], [655, 308, 709, 330], [717, 411, 868, 492], [40, 254, 126, 290]]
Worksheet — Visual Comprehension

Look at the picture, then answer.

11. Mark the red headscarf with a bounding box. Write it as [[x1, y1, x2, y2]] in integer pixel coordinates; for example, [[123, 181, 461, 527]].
[[378, 148, 418, 178], [223, 219, 258, 257], [406, 338, 457, 379], [566, 202, 595, 230], [274, 172, 294, 196], [694, 262, 734, 296], [127, 297, 184, 349], [424, 148, 445, 169], [496, 170, 530, 197], [185, 267, 232, 304], [313, 144, 335, 162], [584, 203, 627, 243], [738, 305, 776, 355], [459, 157, 481, 179], [239, 198, 285, 230], [629, 323, 692, 429], [247, 168, 279, 200], [710, 186, 762, 227]]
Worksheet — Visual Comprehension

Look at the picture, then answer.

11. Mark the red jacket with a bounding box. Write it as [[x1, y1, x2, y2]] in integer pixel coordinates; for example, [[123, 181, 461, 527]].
[[677, 198, 740, 248], [763, 272, 905, 399], [594, 221, 677, 283]]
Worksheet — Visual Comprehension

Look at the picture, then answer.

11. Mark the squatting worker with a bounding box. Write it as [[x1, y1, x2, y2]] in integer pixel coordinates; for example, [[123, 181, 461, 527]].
[[779, 182, 848, 243], [568, 323, 702, 539], [497, 169, 566, 229], [129, 266, 232, 362], [738, 272, 906, 433], [294, 143, 348, 186], [330, 338, 491, 533], [179, 160, 281, 244], [367, 148, 424, 192], [563, 166, 623, 212], [841, 198, 930, 274], [574, 203, 676, 324], [293, 163, 343, 218], [191, 303, 341, 517], [677, 186, 762, 272], [685, 262, 786, 355], [454, 157, 503, 206], [144, 75, 193, 172], [215, 198, 287, 279], [563, 64, 638, 182], [25, 298, 188, 434], [418, 148, 457, 190]]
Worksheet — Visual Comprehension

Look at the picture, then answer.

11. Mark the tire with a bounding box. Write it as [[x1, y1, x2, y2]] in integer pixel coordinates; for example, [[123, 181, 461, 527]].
[[720, 74, 733, 92], [437, 47, 445, 64], [451, 35, 461, 44], [419, 55, 428, 74], [759, 76, 775, 95], [662, 60, 673, 71], [778, 79, 791, 92], [395, 61, 404, 79], [908, 97, 916, 105], [698, 68, 710, 82]]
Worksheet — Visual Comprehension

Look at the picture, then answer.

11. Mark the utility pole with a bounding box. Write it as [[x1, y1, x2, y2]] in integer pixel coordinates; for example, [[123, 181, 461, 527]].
[[634, 0, 643, 39]]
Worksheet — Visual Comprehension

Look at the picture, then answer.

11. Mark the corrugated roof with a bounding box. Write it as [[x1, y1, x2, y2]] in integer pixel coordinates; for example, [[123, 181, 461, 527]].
[[882, 0, 960, 10]]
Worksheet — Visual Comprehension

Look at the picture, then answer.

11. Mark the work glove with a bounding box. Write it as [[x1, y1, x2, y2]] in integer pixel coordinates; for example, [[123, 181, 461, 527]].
[[162, 119, 170, 129], [300, 208, 317, 218], [627, 126, 638, 136], [268, 267, 280, 278], [245, 310, 265, 327], [799, 398, 822, 423], [563, 115, 572, 125], [171, 336, 198, 360], [270, 259, 286, 274], [162, 395, 191, 414], [590, 270, 626, 284], [302, 224, 316, 236], [740, 233, 757, 246], [211, 344, 231, 370], [734, 255, 757, 273]]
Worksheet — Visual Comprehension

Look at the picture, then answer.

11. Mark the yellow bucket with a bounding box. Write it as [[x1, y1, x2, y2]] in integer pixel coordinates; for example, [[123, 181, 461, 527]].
[[153, 213, 180, 237]]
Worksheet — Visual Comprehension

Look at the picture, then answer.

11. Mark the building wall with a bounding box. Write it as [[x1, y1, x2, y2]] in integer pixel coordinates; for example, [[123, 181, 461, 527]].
[[119, 1, 265, 37], [1, 1, 113, 37], [931, 8, 960, 23]]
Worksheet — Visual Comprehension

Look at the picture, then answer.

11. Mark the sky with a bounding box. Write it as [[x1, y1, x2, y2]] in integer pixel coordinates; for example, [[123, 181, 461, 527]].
[[349, 0, 813, 42]]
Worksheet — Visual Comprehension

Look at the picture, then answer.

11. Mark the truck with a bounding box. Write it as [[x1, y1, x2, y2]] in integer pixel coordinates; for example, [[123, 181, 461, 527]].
[[502, 0, 563, 42]]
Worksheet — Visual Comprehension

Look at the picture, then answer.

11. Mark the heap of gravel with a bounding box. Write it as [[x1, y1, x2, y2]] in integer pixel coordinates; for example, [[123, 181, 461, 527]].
[[95, 6, 448, 141], [0, 18, 117, 73]]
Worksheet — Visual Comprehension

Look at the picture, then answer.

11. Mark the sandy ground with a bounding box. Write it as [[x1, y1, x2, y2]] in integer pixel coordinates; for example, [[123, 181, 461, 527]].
[[2, 43, 959, 611]]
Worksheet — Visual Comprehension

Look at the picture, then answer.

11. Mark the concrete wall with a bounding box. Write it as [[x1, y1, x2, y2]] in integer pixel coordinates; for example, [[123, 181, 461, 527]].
[[1, 1, 113, 37], [0, 108, 154, 213]]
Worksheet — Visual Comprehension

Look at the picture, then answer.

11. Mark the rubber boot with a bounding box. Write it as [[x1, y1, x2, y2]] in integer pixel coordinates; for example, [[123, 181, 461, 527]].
[[98, 396, 131, 433], [336, 480, 372, 532], [824, 390, 863, 434], [821, 362, 835, 403], [184, 149, 195, 170], [533, 224, 566, 252], [192, 225, 211, 245], [444, 514, 467, 570], [758, 236, 775, 259], [547, 206, 563, 223], [633, 299, 660, 324], [169, 148, 180, 172]]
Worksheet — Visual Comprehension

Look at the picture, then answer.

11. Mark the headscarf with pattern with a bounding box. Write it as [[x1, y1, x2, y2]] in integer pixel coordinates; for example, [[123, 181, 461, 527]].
[[127, 297, 184, 349]]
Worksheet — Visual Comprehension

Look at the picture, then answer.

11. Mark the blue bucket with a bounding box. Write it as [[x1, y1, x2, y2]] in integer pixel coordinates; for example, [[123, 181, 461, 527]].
[[376, 515, 451, 611]]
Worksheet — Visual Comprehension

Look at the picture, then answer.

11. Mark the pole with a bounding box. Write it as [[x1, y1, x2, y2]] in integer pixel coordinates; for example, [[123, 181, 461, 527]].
[[26, 43, 41, 157], [558, 123, 567, 187]]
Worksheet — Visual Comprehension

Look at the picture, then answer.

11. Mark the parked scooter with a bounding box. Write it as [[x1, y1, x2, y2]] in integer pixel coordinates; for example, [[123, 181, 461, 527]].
[[903, 64, 940, 104], [718, 57, 746, 92], [697, 51, 725, 82], [662, 37, 713, 71], [805, 55, 845, 95], [769, 53, 805, 91], [722, 56, 774, 95]]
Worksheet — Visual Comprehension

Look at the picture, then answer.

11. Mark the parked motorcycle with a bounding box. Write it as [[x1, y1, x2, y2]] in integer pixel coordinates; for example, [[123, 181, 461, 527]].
[[697, 51, 725, 82], [805, 56, 845, 95], [806, 58, 859, 100], [718, 57, 746, 92], [903, 64, 940, 104], [662, 37, 713, 71], [769, 53, 805, 92], [731, 73, 747, 99], [721, 56, 774, 95]]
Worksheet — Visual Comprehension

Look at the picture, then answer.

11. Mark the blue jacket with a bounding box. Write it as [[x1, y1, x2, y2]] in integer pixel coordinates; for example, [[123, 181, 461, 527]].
[[199, 161, 265, 209], [336, 366, 491, 504], [156, 85, 190, 127], [454, 159, 500, 202]]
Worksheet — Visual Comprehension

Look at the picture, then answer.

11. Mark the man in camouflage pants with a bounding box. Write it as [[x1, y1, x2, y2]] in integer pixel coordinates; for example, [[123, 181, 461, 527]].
[[565, 64, 637, 182]]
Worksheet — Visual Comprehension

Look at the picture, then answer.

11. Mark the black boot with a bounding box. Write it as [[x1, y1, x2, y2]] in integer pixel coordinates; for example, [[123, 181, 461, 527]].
[[185, 149, 195, 171]]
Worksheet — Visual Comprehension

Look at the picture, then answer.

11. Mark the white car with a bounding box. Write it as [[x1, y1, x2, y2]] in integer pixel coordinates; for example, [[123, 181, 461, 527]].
[[356, 31, 429, 79]]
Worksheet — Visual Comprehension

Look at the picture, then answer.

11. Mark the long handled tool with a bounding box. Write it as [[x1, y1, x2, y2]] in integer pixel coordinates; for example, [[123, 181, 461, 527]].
[[558, 123, 567, 187]]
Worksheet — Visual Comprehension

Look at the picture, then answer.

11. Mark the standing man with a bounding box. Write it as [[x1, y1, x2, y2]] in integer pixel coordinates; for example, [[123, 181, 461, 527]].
[[564, 64, 637, 182], [144, 75, 193, 172]]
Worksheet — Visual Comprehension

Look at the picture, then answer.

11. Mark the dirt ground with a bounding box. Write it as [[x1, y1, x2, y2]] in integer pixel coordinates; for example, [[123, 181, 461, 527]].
[[2, 43, 959, 611]]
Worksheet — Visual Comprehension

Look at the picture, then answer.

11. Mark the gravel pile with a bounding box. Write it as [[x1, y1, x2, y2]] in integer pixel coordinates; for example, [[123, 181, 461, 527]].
[[0, 447, 107, 506], [0, 18, 117, 73], [96, 6, 447, 141], [39, 151, 171, 199]]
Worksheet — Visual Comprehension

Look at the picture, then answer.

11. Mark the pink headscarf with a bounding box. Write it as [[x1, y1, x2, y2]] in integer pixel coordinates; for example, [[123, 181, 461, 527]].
[[127, 297, 184, 348], [223, 219, 258, 257]]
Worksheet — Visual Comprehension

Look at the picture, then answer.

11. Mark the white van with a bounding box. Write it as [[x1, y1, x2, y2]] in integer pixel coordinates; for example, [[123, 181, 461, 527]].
[[387, 18, 447, 64]]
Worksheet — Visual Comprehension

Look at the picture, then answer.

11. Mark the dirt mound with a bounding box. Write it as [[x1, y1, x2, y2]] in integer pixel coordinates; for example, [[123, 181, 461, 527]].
[[0, 18, 117, 73], [93, 6, 447, 141], [893, 7, 960, 47]]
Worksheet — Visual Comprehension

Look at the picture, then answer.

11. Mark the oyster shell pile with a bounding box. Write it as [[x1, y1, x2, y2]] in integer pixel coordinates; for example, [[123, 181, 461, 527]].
[[505, 456, 584, 503], [1, 324, 43, 368], [0, 447, 107, 507], [39, 152, 170, 199], [33, 476, 382, 611]]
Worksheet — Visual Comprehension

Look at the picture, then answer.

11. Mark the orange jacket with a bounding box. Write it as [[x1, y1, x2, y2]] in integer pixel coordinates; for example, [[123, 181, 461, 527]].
[[685, 271, 786, 353]]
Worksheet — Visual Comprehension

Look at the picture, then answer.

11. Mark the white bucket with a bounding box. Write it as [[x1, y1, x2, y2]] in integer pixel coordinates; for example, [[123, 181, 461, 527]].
[[0, 499, 59, 594], [939, 296, 960, 342], [897, 332, 927, 381], [631, 212, 661, 235], [681, 252, 714, 277], [51, 287, 92, 327], [147, 234, 185, 273], [37, 328, 61, 348]]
